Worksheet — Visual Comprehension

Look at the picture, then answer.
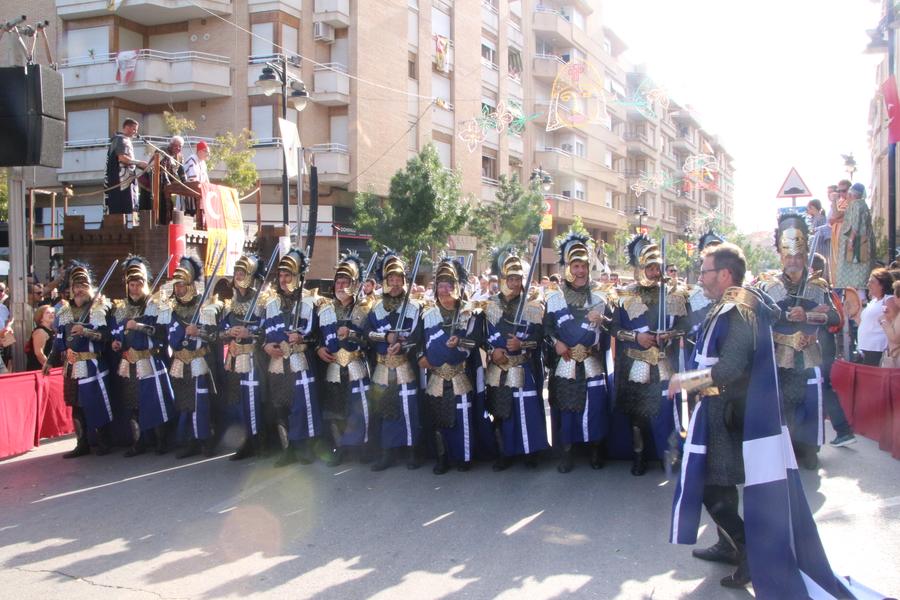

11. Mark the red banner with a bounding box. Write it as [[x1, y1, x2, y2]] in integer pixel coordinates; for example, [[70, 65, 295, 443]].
[[881, 75, 900, 145], [167, 222, 187, 278]]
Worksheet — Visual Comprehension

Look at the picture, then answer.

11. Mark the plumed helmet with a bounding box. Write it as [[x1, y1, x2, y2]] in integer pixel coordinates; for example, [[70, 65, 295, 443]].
[[375, 249, 406, 284], [173, 255, 204, 286], [627, 233, 662, 269], [277, 247, 309, 292], [698, 230, 725, 254], [234, 252, 263, 290], [558, 231, 594, 283], [775, 213, 809, 258], [434, 255, 468, 300], [491, 245, 527, 297], [63, 260, 95, 298], [334, 252, 364, 296], [122, 255, 151, 296]]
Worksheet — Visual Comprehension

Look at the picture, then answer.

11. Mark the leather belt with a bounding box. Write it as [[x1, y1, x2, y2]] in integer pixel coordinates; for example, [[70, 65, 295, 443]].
[[123, 348, 152, 363], [279, 341, 308, 355], [377, 353, 408, 369], [626, 346, 662, 365], [432, 362, 466, 381], [228, 342, 256, 356], [334, 347, 363, 367], [173, 346, 208, 363], [773, 331, 815, 351], [499, 353, 528, 370], [67, 350, 97, 364]]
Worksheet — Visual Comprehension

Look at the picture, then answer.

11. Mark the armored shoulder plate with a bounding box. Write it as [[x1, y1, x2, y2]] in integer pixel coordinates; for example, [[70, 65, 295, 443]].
[[757, 278, 787, 304], [804, 278, 828, 305], [688, 285, 711, 312], [544, 287, 566, 315], [423, 304, 444, 330], [56, 300, 73, 326], [523, 300, 544, 324], [265, 295, 282, 320], [485, 298, 503, 325], [199, 297, 222, 326], [618, 287, 649, 320], [666, 289, 688, 317]]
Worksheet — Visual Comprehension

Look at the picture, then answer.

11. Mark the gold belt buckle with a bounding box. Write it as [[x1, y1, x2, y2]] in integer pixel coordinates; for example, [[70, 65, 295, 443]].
[[698, 386, 721, 397], [435, 362, 463, 380], [335, 347, 359, 367], [570, 344, 591, 362], [378, 353, 407, 369]]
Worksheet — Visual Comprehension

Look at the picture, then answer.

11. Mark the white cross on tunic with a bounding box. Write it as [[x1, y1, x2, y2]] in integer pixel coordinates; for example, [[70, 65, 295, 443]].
[[399, 384, 417, 446], [240, 365, 260, 435], [295, 370, 317, 437], [150, 363, 170, 423], [352, 382, 371, 443], [807, 366, 825, 446], [584, 378, 605, 442], [514, 388, 538, 454], [456, 394, 472, 462]]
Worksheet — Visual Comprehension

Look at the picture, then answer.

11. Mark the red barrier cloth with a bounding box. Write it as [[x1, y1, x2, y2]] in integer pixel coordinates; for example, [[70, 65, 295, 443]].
[[831, 360, 898, 459], [0, 368, 72, 460]]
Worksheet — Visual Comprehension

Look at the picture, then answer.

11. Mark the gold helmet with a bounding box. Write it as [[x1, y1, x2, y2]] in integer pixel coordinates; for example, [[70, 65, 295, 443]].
[[122, 255, 151, 296], [491, 245, 527, 297], [64, 261, 94, 299], [434, 256, 467, 300], [627, 234, 662, 286], [233, 253, 262, 291], [558, 231, 594, 283], [775, 213, 809, 258], [334, 253, 364, 296], [172, 255, 203, 301], [376, 250, 406, 284], [277, 248, 309, 293]]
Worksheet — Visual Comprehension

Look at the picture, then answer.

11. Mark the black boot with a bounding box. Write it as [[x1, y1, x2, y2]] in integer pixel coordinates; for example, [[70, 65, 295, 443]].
[[590, 443, 605, 470], [63, 416, 90, 459], [720, 545, 750, 588], [557, 445, 574, 473], [492, 429, 510, 471], [371, 448, 394, 471], [297, 439, 315, 465], [433, 432, 449, 475], [692, 529, 740, 565], [201, 439, 216, 458], [230, 435, 257, 461], [94, 425, 112, 456], [124, 418, 145, 458], [523, 455, 538, 469], [274, 424, 297, 467], [176, 439, 201, 459], [154, 425, 169, 455], [406, 445, 421, 470], [630, 426, 647, 476]]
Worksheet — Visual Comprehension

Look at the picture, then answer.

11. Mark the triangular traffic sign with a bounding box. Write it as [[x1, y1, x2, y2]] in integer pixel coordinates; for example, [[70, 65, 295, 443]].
[[776, 167, 812, 198]]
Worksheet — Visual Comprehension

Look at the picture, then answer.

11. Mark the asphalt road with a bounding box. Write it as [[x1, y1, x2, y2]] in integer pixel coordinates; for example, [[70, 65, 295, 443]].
[[1, 423, 898, 600]]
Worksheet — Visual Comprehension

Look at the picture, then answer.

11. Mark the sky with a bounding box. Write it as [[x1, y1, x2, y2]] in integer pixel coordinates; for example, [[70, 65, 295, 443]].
[[601, 0, 884, 234]]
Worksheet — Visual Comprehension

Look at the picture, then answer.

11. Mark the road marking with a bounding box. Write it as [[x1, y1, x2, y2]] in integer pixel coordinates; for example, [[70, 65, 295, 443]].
[[816, 495, 900, 521], [422, 511, 454, 527], [32, 455, 230, 503], [204, 469, 300, 514], [503, 510, 545, 536]]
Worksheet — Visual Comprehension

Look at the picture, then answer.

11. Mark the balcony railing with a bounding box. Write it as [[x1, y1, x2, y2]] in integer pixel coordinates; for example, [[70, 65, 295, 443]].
[[313, 63, 350, 105]]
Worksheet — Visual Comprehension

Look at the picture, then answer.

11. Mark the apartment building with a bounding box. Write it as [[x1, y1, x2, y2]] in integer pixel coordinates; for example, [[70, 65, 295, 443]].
[[2, 0, 733, 277]]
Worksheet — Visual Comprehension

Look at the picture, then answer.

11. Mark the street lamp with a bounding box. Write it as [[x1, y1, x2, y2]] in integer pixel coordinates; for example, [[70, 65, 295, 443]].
[[634, 205, 648, 233], [530, 165, 553, 193], [257, 56, 311, 226]]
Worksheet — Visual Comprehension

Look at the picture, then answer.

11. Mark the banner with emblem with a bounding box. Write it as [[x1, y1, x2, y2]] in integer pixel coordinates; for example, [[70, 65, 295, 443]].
[[199, 183, 244, 276]]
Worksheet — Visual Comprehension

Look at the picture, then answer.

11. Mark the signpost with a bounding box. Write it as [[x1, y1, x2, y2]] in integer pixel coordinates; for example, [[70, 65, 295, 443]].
[[776, 167, 812, 207]]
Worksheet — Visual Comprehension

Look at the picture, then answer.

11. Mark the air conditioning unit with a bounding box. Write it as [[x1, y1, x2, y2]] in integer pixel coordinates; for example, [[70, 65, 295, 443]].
[[314, 22, 335, 43]]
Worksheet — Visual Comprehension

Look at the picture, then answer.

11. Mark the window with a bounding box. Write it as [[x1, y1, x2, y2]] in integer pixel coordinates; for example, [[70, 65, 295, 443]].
[[481, 155, 497, 180], [603, 39, 612, 54], [535, 37, 552, 55], [251, 105, 274, 140], [407, 122, 418, 152], [408, 9, 418, 46], [67, 109, 108, 141], [481, 89, 497, 115], [605, 190, 614, 208], [408, 54, 418, 79], [508, 48, 522, 80], [431, 6, 451, 38], [604, 150, 613, 168], [67, 26, 109, 62], [282, 24, 298, 59], [433, 138, 452, 168], [432, 73, 451, 105], [251, 23, 275, 55], [330, 115, 348, 146], [575, 138, 586, 158], [481, 38, 497, 65]]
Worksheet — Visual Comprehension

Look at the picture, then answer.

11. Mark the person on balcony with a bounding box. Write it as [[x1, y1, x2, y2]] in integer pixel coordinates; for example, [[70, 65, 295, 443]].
[[105, 118, 147, 224]]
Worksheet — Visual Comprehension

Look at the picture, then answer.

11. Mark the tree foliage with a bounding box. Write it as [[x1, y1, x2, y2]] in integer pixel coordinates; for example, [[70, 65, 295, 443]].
[[467, 174, 544, 251], [553, 215, 590, 249], [163, 111, 196, 136], [208, 130, 258, 195], [353, 144, 471, 261], [698, 213, 780, 279]]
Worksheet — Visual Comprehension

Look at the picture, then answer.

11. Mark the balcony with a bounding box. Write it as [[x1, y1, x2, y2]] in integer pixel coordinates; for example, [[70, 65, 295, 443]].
[[507, 22, 524, 49], [507, 74, 523, 98], [481, 177, 499, 202], [248, 0, 300, 19], [58, 136, 220, 185], [508, 134, 523, 155], [55, 0, 232, 25], [482, 1, 499, 33], [624, 131, 656, 157], [481, 60, 499, 90], [533, 54, 564, 81], [313, 63, 350, 106], [552, 194, 625, 228], [60, 50, 231, 103], [533, 6, 591, 51], [673, 132, 696, 151], [534, 147, 575, 173], [432, 103, 455, 134], [314, 0, 350, 28], [310, 143, 351, 186]]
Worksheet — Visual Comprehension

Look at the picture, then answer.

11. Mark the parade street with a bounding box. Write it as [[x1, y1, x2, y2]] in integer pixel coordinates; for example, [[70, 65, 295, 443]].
[[0, 424, 898, 600]]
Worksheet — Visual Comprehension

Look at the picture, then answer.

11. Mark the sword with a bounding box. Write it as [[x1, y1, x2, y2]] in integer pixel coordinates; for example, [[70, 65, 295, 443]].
[[130, 254, 174, 337], [391, 250, 423, 335], [507, 229, 543, 331], [239, 246, 280, 327], [286, 245, 311, 336], [67, 259, 119, 341], [182, 242, 225, 347]]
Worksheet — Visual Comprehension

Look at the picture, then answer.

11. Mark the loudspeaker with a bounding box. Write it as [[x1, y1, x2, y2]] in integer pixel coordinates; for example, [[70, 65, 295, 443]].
[[0, 65, 66, 168]]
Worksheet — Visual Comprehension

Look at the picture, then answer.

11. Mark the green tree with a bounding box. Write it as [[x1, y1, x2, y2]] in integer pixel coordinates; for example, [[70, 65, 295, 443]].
[[0, 169, 8, 221], [468, 174, 544, 251], [163, 110, 196, 136], [208, 129, 258, 195], [353, 144, 471, 261], [553, 215, 590, 249], [695, 213, 780, 278]]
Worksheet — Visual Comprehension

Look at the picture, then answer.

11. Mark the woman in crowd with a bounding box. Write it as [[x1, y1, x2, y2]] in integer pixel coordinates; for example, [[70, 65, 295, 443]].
[[857, 268, 892, 366], [26, 304, 56, 371], [879, 281, 900, 368]]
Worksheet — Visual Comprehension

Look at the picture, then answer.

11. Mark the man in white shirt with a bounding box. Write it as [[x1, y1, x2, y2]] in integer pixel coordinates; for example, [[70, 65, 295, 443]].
[[181, 141, 211, 217]]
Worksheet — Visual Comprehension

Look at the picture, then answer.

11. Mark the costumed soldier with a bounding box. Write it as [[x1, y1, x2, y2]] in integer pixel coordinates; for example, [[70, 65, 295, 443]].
[[545, 233, 614, 473], [263, 248, 322, 467], [612, 234, 689, 476], [364, 251, 423, 471], [317, 254, 375, 467], [221, 252, 269, 461], [45, 261, 114, 458], [755, 214, 839, 470], [158, 255, 222, 459], [418, 257, 484, 474], [484, 246, 549, 471], [109, 256, 175, 456]]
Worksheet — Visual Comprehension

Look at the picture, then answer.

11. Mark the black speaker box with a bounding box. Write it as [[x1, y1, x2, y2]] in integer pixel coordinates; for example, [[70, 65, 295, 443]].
[[0, 65, 66, 168]]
